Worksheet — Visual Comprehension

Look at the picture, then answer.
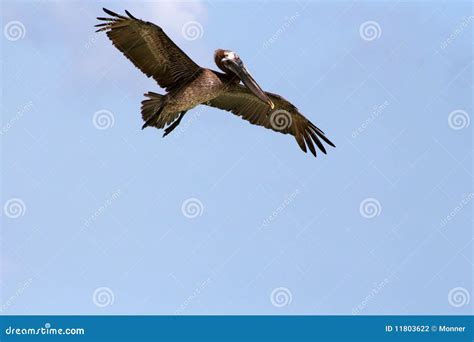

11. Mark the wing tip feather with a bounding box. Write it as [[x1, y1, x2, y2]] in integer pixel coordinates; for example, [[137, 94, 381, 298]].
[[102, 8, 122, 18], [125, 10, 137, 20]]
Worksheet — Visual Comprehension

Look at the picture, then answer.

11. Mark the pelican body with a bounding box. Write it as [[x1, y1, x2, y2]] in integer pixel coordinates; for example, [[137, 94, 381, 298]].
[[96, 8, 335, 157]]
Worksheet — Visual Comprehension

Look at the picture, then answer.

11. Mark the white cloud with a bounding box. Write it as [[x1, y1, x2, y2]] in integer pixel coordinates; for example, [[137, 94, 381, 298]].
[[143, 1, 207, 38], [79, 1, 208, 87]]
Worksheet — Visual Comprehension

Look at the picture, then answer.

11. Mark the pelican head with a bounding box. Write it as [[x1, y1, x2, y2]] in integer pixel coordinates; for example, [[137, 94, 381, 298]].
[[214, 49, 274, 109]]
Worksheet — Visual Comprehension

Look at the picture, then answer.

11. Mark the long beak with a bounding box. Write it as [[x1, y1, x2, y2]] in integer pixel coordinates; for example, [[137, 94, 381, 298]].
[[223, 58, 274, 109]]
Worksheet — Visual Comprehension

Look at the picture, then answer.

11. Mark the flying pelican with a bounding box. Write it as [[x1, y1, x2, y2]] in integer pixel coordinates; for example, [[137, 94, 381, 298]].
[[95, 8, 335, 157]]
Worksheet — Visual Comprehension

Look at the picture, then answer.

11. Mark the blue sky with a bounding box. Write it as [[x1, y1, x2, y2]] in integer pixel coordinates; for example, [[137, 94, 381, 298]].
[[1, 0, 472, 315]]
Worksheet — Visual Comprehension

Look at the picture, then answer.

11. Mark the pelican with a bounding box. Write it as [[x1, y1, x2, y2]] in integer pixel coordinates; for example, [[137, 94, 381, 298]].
[[95, 8, 335, 157]]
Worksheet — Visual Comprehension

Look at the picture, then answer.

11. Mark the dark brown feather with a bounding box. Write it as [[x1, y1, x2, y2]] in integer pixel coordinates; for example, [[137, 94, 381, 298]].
[[206, 84, 335, 157], [96, 8, 201, 92]]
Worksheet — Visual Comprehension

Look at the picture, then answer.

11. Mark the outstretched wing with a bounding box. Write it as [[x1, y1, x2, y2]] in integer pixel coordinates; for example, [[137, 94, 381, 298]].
[[95, 8, 201, 92], [206, 84, 335, 157]]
